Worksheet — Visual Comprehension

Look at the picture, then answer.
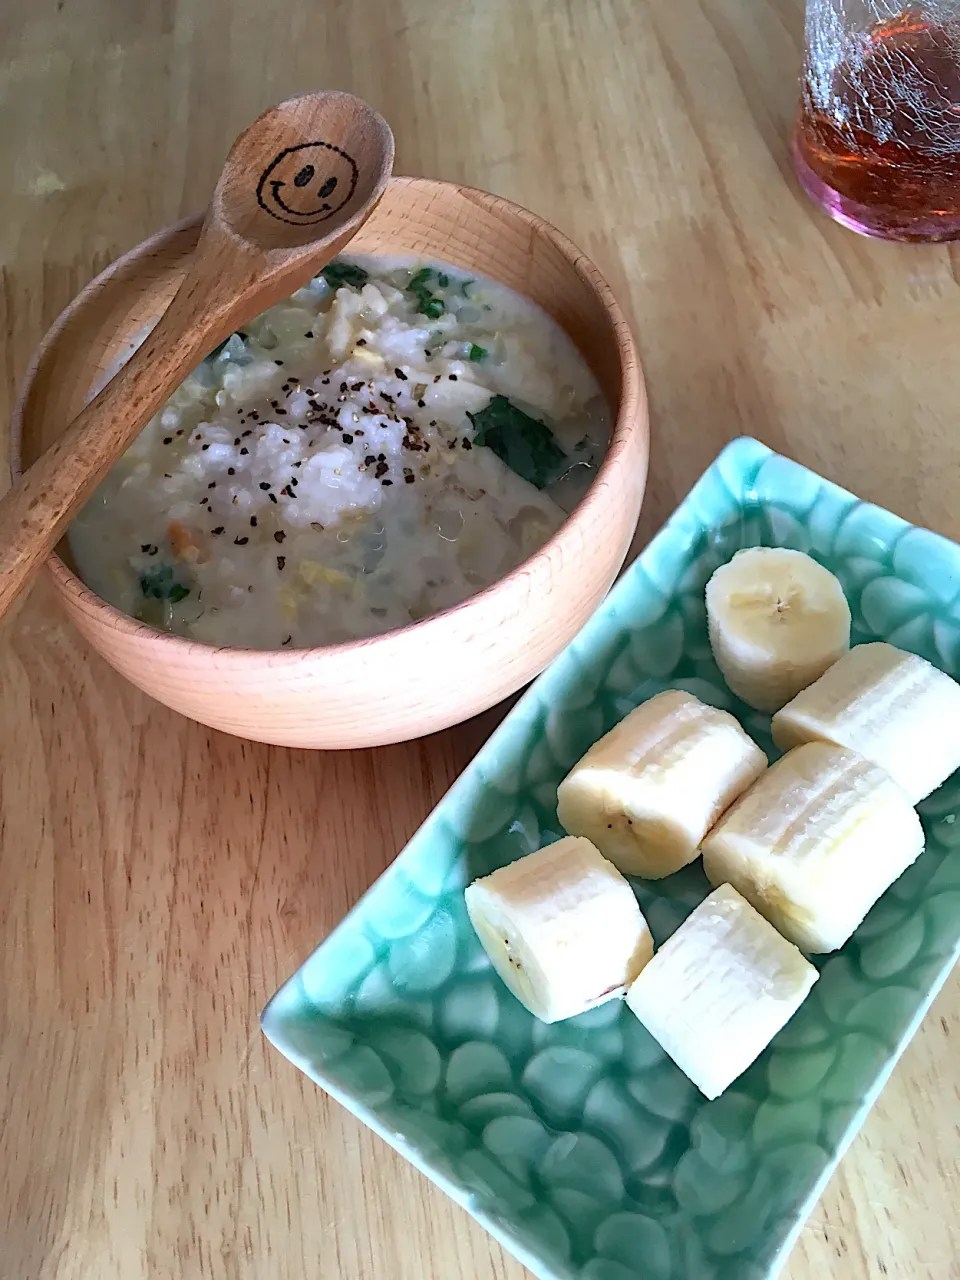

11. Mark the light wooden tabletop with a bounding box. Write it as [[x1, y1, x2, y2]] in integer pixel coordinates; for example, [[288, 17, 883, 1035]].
[[1, 2, 957, 1278]]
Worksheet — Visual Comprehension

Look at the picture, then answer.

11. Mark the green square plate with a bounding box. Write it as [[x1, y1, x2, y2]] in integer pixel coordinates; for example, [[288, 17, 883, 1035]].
[[262, 438, 960, 1280]]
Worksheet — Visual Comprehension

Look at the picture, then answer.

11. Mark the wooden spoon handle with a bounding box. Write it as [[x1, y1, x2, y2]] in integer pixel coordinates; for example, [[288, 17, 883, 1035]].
[[0, 274, 233, 619], [1, 90, 394, 622]]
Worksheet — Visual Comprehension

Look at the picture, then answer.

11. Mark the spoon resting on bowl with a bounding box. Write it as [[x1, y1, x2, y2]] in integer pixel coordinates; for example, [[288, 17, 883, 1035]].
[[0, 90, 394, 621]]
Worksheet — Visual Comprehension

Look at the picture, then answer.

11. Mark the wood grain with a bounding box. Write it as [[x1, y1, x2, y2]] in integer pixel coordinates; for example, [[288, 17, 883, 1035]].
[[11, 179, 647, 749], [0, 1, 957, 1278]]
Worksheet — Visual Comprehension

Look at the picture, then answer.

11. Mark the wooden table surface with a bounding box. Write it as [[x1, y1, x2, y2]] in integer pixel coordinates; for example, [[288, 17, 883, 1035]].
[[1, 2, 958, 1277]]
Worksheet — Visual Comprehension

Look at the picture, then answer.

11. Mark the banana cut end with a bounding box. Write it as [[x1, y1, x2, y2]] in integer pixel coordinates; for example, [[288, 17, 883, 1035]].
[[464, 836, 653, 1023], [706, 547, 851, 712]]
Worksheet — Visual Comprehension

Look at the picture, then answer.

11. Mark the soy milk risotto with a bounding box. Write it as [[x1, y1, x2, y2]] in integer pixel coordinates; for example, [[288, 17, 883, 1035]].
[[69, 256, 610, 648]]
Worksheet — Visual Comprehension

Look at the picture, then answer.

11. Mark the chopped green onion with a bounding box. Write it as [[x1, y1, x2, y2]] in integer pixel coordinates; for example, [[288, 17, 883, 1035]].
[[320, 261, 369, 289], [407, 266, 445, 319]]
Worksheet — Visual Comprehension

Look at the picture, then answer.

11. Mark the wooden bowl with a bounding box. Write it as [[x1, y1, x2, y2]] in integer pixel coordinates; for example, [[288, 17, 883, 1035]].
[[11, 178, 648, 749]]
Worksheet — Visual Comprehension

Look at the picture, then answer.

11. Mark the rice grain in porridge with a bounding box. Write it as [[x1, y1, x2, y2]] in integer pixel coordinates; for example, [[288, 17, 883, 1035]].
[[69, 256, 610, 648]]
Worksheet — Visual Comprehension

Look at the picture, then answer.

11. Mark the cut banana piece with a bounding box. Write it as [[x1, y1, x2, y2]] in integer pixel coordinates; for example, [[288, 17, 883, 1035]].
[[706, 548, 851, 712], [701, 742, 924, 953], [625, 884, 818, 1099], [772, 641, 960, 804], [556, 690, 767, 879], [464, 836, 653, 1023]]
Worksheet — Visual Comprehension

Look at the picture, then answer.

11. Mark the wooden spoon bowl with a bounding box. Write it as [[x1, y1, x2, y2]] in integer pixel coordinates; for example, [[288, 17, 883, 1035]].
[[0, 90, 394, 619], [11, 178, 648, 749]]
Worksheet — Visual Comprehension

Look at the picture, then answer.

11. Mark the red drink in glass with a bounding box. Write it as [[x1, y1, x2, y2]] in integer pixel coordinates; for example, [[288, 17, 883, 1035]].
[[793, 6, 960, 242]]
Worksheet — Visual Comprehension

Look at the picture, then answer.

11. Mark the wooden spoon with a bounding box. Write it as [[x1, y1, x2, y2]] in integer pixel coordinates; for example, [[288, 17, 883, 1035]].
[[0, 90, 394, 619]]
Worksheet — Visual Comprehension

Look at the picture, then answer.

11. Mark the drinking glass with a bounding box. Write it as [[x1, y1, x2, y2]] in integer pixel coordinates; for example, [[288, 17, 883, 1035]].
[[792, 2, 960, 241]]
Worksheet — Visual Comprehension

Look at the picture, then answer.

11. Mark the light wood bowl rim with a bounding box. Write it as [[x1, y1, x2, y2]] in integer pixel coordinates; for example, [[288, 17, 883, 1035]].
[[10, 176, 646, 669]]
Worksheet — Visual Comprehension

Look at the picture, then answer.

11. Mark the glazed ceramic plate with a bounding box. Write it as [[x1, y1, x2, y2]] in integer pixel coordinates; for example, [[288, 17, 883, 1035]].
[[263, 438, 960, 1280]]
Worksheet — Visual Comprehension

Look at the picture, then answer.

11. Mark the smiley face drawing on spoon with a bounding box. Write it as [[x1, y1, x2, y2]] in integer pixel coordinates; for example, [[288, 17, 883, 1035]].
[[256, 140, 359, 225]]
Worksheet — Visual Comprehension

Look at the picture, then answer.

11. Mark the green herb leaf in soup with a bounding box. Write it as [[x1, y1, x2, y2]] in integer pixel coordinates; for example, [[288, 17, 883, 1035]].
[[320, 261, 370, 289], [406, 267, 445, 320], [139, 563, 191, 603], [467, 395, 568, 490]]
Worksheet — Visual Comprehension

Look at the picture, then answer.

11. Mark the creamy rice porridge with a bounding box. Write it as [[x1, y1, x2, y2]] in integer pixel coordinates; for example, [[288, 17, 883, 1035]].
[[69, 256, 610, 648]]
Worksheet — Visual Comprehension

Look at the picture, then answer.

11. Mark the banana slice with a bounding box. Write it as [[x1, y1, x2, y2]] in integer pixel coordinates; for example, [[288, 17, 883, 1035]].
[[706, 548, 851, 712], [772, 641, 960, 804], [701, 742, 924, 952], [625, 884, 818, 1099], [556, 690, 767, 879], [464, 836, 653, 1023]]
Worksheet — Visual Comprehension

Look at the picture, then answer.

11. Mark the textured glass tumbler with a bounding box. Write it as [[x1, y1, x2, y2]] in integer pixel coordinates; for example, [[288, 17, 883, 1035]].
[[792, 3, 960, 241]]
